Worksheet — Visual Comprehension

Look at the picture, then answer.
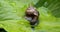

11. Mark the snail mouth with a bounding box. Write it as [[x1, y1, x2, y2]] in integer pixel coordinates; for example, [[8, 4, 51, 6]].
[[0, 28, 7, 32]]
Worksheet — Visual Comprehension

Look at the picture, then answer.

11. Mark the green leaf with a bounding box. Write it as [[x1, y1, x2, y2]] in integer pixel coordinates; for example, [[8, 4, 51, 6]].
[[0, 0, 60, 32]]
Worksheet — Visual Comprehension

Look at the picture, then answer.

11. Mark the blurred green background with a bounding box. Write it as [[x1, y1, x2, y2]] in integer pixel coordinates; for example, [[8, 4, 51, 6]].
[[0, 0, 60, 32]]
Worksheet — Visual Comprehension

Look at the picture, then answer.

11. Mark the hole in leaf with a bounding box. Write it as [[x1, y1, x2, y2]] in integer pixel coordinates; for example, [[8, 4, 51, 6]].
[[0, 28, 7, 32]]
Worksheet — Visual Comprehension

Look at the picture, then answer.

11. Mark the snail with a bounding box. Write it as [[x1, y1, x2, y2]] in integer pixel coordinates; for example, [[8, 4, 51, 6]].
[[25, 5, 39, 29]]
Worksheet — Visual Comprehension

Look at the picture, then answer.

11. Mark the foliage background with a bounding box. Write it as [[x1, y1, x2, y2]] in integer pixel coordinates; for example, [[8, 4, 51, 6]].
[[0, 0, 60, 32]]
